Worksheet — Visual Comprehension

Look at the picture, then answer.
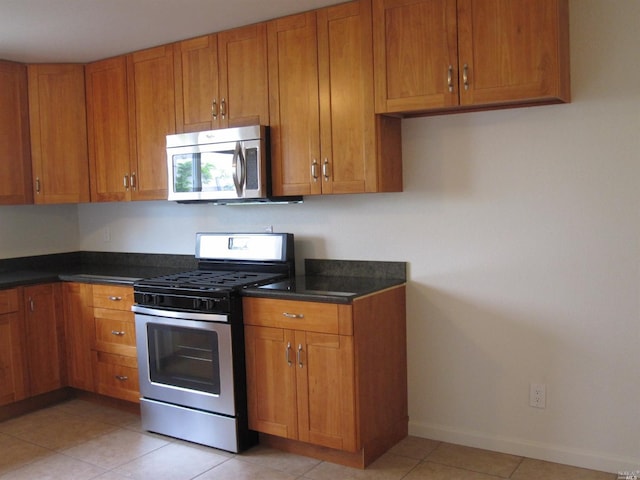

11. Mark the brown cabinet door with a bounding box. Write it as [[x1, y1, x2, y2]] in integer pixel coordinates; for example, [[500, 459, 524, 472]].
[[457, 0, 570, 106], [24, 283, 64, 396], [86, 56, 133, 202], [174, 34, 219, 133], [218, 22, 269, 129], [127, 45, 175, 200], [62, 282, 94, 391], [0, 289, 27, 406], [373, 0, 458, 113], [245, 325, 298, 439], [295, 330, 357, 452], [318, 0, 377, 195], [0, 61, 32, 205], [94, 351, 139, 403], [268, 12, 321, 196], [28, 64, 90, 204]]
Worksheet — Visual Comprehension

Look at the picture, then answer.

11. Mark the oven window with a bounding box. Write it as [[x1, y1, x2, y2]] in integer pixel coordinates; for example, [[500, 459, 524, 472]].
[[147, 323, 221, 395]]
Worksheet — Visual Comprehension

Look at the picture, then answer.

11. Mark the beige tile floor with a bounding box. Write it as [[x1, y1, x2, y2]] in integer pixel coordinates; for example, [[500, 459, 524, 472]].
[[0, 399, 616, 479]]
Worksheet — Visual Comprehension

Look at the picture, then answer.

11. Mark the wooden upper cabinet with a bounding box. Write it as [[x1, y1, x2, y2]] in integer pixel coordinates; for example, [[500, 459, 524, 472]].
[[174, 23, 269, 133], [373, 0, 459, 113], [318, 0, 401, 195], [269, 2, 401, 197], [373, 0, 570, 114], [86, 56, 133, 202], [0, 61, 32, 205], [456, 0, 570, 107], [174, 34, 219, 133], [28, 64, 90, 204], [268, 11, 321, 197], [127, 45, 175, 200], [218, 23, 269, 128]]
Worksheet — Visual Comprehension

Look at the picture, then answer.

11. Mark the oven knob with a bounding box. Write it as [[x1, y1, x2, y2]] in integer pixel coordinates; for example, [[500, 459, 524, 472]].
[[205, 299, 218, 311], [193, 298, 203, 310], [143, 293, 155, 304]]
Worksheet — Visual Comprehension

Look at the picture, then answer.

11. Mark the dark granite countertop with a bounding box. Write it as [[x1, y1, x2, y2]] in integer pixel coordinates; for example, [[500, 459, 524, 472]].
[[0, 254, 407, 304], [243, 274, 405, 304], [243, 258, 407, 304], [0, 251, 196, 290]]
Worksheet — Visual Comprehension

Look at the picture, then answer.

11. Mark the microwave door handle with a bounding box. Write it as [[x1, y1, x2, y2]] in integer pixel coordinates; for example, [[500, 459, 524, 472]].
[[232, 141, 245, 197]]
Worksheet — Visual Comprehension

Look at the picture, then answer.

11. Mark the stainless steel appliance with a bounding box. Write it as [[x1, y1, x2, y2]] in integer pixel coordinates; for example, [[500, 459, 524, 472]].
[[167, 125, 301, 204], [132, 232, 295, 452]]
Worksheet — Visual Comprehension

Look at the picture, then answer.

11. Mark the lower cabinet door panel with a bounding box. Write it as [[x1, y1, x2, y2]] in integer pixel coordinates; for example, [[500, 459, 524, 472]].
[[94, 351, 139, 403]]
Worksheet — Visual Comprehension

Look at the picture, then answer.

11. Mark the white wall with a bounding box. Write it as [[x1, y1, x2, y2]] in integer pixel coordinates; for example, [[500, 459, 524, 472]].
[[1, 0, 638, 473], [0, 204, 78, 258]]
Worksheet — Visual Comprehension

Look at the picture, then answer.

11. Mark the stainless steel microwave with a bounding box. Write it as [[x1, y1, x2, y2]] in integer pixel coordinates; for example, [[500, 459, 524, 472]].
[[167, 125, 269, 202]]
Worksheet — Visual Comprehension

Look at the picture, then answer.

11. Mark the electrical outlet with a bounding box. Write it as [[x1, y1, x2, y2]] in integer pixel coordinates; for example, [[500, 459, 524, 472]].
[[529, 383, 546, 408]]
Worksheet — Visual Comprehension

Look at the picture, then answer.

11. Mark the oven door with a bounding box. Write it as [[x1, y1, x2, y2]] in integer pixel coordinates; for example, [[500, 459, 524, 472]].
[[134, 308, 236, 417]]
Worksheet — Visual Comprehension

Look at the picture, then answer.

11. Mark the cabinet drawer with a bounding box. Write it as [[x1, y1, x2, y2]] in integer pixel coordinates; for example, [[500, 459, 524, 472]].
[[92, 284, 134, 311], [94, 351, 139, 403], [94, 308, 136, 357], [0, 289, 19, 314], [243, 297, 352, 334]]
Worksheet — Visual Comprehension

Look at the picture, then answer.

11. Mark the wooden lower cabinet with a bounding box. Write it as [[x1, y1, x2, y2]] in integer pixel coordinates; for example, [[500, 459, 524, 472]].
[[0, 289, 27, 406], [90, 284, 139, 403], [62, 282, 95, 391], [94, 351, 139, 403], [23, 283, 65, 396], [243, 285, 407, 468]]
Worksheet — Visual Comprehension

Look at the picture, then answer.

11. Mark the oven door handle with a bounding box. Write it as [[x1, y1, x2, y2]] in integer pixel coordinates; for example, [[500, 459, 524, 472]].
[[132, 305, 229, 323]]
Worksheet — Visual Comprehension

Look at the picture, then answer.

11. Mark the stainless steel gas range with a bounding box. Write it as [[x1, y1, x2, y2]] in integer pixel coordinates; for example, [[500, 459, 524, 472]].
[[131, 232, 294, 452]]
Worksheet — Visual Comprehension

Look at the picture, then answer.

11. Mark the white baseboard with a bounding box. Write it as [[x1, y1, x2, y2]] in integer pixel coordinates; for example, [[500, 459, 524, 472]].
[[409, 421, 640, 475]]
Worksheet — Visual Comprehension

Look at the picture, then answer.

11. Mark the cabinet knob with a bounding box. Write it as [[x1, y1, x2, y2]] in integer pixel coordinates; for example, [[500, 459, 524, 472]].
[[108, 296, 122, 302], [311, 160, 319, 182], [114, 375, 128, 382], [283, 312, 304, 319], [111, 330, 126, 336], [447, 65, 454, 93], [220, 98, 226, 119]]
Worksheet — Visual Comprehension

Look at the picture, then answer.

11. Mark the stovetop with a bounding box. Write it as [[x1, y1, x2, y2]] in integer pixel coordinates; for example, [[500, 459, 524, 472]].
[[132, 232, 295, 315], [135, 269, 285, 291]]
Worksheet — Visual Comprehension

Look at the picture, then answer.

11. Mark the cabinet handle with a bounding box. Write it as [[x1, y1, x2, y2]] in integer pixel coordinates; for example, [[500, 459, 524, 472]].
[[130, 172, 136, 190], [283, 312, 304, 319], [463, 64, 469, 91], [212, 99, 218, 119], [322, 158, 330, 182], [35, 177, 41, 194], [114, 375, 128, 381], [123, 174, 129, 190], [311, 159, 319, 181], [221, 98, 226, 119], [108, 296, 123, 301], [28, 297, 35, 312], [286, 341, 292, 366], [447, 65, 454, 93], [111, 330, 126, 336], [297, 344, 303, 368]]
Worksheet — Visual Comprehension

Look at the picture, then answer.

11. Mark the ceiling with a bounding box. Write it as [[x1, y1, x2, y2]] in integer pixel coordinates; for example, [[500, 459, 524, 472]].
[[0, 0, 342, 64]]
